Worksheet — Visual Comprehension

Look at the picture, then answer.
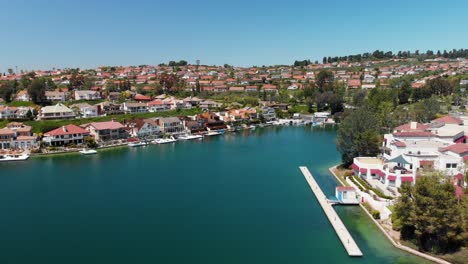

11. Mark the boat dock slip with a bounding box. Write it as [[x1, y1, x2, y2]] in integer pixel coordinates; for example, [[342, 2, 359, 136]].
[[299, 166, 363, 257]]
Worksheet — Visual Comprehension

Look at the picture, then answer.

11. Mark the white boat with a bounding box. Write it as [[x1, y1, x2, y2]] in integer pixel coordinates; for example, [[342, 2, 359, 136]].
[[177, 134, 204, 140], [0, 153, 30, 162], [79, 149, 97, 155], [152, 137, 177, 144], [205, 131, 222, 137], [128, 141, 149, 147]]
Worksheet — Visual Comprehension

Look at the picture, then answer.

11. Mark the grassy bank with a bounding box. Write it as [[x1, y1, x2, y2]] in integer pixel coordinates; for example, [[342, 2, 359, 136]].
[[2, 108, 202, 133]]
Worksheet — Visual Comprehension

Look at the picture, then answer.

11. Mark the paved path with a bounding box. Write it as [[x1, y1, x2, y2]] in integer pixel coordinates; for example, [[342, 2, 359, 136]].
[[299, 166, 363, 257]]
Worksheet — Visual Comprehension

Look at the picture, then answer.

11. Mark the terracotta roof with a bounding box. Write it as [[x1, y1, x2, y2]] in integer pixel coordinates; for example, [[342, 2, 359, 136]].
[[134, 94, 152, 101], [87, 121, 124, 130], [393, 141, 406, 147], [0, 128, 14, 136], [432, 115, 463, 125], [439, 143, 468, 155], [44, 124, 89, 136], [393, 131, 434, 137], [395, 122, 429, 132]]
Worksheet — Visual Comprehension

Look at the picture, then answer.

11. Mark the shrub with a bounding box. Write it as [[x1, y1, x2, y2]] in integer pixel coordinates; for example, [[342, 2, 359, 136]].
[[372, 210, 381, 220]]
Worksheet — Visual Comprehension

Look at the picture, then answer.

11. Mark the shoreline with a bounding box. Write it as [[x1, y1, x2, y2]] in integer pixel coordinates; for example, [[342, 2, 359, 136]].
[[328, 165, 451, 264]]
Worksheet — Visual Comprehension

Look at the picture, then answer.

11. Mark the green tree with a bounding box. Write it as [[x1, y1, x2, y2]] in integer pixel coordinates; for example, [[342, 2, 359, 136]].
[[393, 174, 465, 254], [0, 83, 14, 103], [84, 136, 98, 149], [427, 77, 453, 96], [316, 70, 334, 92], [27, 78, 47, 104], [393, 183, 416, 239], [413, 175, 464, 253], [336, 107, 381, 165]]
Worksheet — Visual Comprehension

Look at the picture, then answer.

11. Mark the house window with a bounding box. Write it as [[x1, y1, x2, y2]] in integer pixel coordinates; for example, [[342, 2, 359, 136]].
[[446, 163, 457, 168]]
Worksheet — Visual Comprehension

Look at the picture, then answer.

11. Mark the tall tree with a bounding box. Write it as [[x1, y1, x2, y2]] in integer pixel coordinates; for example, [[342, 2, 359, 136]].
[[27, 78, 47, 104], [315, 70, 334, 92], [336, 107, 381, 165]]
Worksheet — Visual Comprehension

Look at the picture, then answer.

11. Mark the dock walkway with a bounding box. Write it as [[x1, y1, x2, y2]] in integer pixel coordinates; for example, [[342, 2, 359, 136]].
[[299, 166, 363, 257]]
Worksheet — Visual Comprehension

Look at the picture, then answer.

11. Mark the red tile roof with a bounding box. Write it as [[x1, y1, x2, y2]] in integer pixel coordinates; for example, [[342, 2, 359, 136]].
[[432, 115, 463, 125], [439, 143, 468, 155], [395, 122, 429, 132], [393, 131, 434, 137], [393, 141, 406, 147], [87, 121, 124, 130], [45, 124, 89, 136]]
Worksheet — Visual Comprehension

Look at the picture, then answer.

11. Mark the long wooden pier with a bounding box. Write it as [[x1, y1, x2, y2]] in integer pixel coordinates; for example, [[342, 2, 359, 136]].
[[299, 166, 363, 257]]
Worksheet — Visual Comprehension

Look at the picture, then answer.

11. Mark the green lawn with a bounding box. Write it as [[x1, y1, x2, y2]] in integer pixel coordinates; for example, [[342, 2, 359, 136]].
[[2, 108, 201, 134]]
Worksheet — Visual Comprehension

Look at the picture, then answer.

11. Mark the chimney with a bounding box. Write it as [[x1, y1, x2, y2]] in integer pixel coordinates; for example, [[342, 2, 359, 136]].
[[410, 122, 417, 130], [62, 126, 68, 132]]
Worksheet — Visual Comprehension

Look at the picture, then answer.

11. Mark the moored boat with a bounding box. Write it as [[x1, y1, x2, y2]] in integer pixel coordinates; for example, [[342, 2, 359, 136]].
[[205, 131, 222, 137], [0, 153, 30, 162], [152, 137, 177, 144], [128, 141, 149, 147], [79, 149, 97, 155], [177, 134, 204, 140]]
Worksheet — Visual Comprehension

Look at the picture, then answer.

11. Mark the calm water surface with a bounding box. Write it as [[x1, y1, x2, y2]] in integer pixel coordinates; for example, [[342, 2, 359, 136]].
[[0, 126, 427, 263]]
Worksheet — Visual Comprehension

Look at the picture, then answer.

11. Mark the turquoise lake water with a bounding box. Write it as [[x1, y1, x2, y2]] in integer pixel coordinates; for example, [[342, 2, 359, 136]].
[[0, 126, 428, 263]]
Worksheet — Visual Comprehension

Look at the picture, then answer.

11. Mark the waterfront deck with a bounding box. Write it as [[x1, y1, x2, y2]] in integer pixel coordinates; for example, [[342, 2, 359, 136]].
[[299, 166, 363, 257]]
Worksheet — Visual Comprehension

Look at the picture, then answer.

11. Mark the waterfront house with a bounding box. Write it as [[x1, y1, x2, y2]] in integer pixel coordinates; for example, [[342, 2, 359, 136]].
[[0, 124, 36, 150], [128, 118, 160, 138], [198, 112, 227, 131], [83, 121, 128, 142], [43, 124, 90, 146], [156, 117, 185, 135], [352, 156, 415, 192], [74, 90, 101, 101], [261, 107, 276, 121], [39, 103, 76, 120], [180, 117, 205, 134], [0, 128, 15, 149], [122, 102, 148, 113]]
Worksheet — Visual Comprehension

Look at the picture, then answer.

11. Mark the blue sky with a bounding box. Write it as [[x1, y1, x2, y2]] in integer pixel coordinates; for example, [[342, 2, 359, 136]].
[[1, 0, 468, 72]]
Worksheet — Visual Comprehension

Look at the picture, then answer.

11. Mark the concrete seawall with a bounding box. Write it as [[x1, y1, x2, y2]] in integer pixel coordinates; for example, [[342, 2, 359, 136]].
[[299, 166, 363, 257]]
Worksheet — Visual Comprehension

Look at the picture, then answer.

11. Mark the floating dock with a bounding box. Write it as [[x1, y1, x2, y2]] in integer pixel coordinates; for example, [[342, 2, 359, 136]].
[[299, 166, 363, 257]]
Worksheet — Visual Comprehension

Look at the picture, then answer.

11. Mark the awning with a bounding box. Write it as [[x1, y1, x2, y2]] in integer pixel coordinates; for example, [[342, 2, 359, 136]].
[[387, 175, 397, 181], [401, 176, 413, 182], [455, 135, 466, 144], [359, 168, 367, 173], [351, 163, 359, 170], [387, 154, 411, 165], [378, 170, 386, 177], [370, 169, 380, 174]]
